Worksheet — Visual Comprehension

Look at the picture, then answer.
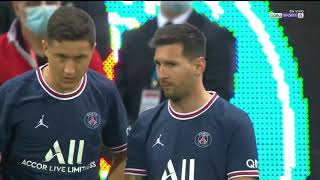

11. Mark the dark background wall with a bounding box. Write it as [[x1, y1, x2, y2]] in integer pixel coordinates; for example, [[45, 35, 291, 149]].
[[67, 1, 110, 59], [0, 2, 15, 34]]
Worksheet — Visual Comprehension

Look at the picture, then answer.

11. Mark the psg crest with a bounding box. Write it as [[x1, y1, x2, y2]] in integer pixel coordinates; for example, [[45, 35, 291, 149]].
[[84, 112, 101, 129], [195, 131, 212, 148]]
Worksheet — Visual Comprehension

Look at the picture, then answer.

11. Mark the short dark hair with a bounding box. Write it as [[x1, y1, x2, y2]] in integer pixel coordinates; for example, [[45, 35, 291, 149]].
[[47, 6, 96, 46], [149, 23, 206, 60]]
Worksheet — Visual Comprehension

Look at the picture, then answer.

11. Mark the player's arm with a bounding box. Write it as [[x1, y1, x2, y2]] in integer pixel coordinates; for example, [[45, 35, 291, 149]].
[[124, 125, 147, 180], [125, 175, 147, 180], [0, 85, 12, 180], [107, 151, 127, 180], [227, 112, 259, 180], [124, 113, 149, 180], [103, 81, 130, 180]]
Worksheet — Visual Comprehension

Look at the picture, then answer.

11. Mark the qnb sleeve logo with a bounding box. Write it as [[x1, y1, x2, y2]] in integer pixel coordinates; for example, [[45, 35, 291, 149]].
[[21, 140, 97, 174], [246, 159, 258, 169]]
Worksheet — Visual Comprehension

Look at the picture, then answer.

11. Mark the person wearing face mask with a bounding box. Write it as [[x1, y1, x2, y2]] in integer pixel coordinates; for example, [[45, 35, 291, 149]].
[[115, 1, 236, 124], [0, 1, 106, 86]]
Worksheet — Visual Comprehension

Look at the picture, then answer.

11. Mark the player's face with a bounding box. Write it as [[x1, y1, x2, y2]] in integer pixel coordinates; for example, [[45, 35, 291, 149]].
[[154, 43, 198, 101], [43, 40, 94, 92]]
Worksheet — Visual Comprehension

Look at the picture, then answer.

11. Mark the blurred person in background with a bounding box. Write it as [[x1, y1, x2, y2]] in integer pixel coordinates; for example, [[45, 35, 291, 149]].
[[115, 1, 236, 124], [0, 2, 15, 34], [0, 1, 105, 86]]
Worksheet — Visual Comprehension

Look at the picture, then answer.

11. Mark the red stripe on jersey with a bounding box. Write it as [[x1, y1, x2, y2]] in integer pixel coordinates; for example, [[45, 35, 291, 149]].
[[125, 168, 147, 176], [168, 91, 218, 120], [36, 64, 87, 100], [108, 143, 127, 153], [227, 170, 259, 179]]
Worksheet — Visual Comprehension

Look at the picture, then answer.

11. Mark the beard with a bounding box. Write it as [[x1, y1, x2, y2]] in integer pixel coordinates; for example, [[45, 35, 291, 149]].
[[161, 85, 188, 102], [160, 77, 194, 102]]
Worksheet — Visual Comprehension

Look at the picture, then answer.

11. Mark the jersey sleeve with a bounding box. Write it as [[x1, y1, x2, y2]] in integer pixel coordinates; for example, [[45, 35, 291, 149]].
[[102, 82, 129, 153], [0, 85, 12, 156], [227, 112, 259, 180], [124, 116, 147, 177]]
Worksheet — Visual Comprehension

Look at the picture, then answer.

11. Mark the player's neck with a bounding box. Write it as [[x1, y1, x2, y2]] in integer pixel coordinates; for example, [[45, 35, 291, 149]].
[[170, 86, 212, 113], [42, 66, 80, 94]]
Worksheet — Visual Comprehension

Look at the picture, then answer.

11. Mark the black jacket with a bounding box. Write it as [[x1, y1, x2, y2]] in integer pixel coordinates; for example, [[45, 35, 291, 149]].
[[115, 10, 236, 123]]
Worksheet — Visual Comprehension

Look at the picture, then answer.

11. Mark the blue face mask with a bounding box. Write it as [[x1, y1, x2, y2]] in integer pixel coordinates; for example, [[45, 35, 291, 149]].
[[25, 5, 58, 37]]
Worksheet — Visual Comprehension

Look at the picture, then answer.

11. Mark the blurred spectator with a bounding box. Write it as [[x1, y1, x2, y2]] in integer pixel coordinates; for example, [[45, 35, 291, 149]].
[[115, 1, 236, 123], [0, 2, 15, 34], [0, 1, 105, 86]]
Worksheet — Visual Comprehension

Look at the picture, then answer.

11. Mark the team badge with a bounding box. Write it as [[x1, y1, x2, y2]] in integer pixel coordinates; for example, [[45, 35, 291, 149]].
[[84, 112, 101, 129], [195, 131, 212, 148]]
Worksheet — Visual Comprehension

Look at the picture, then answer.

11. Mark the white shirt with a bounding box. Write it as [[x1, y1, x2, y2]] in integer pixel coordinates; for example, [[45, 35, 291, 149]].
[[157, 8, 193, 28]]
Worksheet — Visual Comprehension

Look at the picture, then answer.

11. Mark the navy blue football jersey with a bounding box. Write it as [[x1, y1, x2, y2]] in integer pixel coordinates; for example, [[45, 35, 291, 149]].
[[0, 64, 128, 180], [125, 92, 259, 180]]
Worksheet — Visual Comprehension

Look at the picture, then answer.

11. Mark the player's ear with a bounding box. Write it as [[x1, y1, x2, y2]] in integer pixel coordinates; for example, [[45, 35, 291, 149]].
[[92, 42, 96, 52], [88, 42, 96, 58], [92, 42, 97, 52], [193, 57, 206, 76], [42, 39, 49, 56]]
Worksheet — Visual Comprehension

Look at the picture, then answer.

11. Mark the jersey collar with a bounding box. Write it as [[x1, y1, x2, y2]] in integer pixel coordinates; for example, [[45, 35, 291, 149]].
[[36, 64, 87, 100], [168, 91, 219, 120]]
